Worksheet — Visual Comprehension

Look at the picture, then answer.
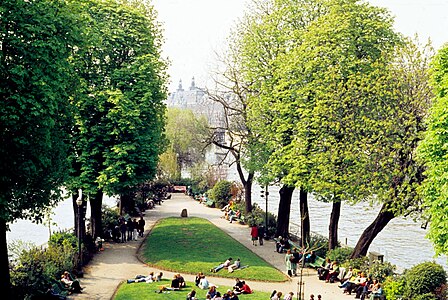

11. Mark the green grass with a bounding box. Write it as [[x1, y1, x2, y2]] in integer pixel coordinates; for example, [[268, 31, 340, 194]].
[[141, 217, 287, 282], [114, 279, 272, 300]]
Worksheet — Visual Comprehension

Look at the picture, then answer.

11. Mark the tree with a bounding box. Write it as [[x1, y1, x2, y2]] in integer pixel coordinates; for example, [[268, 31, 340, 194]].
[[350, 37, 434, 258], [417, 43, 448, 256], [162, 107, 209, 180], [233, 0, 327, 237], [0, 0, 81, 293], [274, 0, 401, 249], [69, 0, 167, 235]]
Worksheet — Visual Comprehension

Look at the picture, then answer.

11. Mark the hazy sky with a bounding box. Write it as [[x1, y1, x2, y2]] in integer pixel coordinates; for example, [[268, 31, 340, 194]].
[[151, 0, 448, 91]]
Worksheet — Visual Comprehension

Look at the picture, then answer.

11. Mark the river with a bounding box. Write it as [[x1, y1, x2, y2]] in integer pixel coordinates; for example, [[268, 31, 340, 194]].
[[249, 184, 448, 272], [6, 185, 447, 272]]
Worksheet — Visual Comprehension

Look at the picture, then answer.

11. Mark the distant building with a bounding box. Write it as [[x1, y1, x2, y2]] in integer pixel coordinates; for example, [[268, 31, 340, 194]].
[[167, 77, 224, 131]]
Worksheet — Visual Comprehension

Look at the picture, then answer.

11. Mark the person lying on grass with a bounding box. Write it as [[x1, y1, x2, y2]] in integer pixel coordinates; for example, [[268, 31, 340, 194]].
[[211, 257, 232, 273], [227, 258, 241, 272], [127, 271, 154, 284]]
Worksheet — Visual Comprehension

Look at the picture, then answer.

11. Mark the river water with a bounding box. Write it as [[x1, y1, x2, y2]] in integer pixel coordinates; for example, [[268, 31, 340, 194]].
[[249, 184, 448, 272], [7, 185, 447, 272]]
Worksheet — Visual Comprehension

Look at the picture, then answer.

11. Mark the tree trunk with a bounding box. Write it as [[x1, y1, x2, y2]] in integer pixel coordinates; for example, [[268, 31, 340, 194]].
[[243, 172, 254, 213], [90, 190, 103, 238], [328, 200, 341, 250], [299, 189, 310, 247], [0, 219, 10, 298], [350, 203, 395, 258], [276, 185, 294, 238]]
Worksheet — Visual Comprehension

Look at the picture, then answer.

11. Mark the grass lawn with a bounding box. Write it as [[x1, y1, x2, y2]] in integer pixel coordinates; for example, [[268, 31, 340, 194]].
[[114, 279, 272, 300], [141, 217, 287, 282]]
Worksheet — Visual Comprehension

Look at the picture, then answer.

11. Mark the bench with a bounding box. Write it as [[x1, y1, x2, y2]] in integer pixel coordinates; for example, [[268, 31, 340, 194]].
[[307, 255, 325, 269], [51, 282, 70, 297], [205, 199, 215, 207]]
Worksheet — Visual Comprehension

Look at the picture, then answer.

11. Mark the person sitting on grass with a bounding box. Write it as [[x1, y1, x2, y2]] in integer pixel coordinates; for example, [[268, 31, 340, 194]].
[[270, 291, 282, 300], [176, 273, 186, 288], [228, 291, 239, 300], [211, 257, 232, 273], [206, 285, 218, 298], [228, 258, 241, 272], [239, 281, 252, 294], [156, 272, 163, 282], [198, 275, 210, 290], [195, 272, 203, 286], [60, 271, 83, 293], [186, 289, 197, 300]]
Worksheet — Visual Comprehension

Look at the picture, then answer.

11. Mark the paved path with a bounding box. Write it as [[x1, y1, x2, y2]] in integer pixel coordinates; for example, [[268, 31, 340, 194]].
[[71, 194, 348, 300]]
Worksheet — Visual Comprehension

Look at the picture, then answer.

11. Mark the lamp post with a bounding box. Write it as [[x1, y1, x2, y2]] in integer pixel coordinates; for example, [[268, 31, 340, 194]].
[[76, 189, 83, 276], [260, 186, 269, 228]]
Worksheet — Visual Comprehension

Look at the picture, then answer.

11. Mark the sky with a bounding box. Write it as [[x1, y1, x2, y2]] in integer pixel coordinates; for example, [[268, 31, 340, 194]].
[[151, 0, 448, 92]]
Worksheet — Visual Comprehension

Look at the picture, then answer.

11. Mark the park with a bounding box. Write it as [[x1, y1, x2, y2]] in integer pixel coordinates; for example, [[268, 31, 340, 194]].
[[1, 0, 448, 299]]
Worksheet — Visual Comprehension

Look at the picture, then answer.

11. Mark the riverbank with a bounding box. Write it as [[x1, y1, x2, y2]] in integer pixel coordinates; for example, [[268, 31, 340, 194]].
[[70, 193, 347, 300]]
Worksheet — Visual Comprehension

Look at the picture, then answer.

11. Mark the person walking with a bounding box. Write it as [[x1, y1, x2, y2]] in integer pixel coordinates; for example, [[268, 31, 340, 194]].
[[120, 220, 127, 243], [138, 216, 145, 237], [257, 225, 265, 246], [250, 224, 258, 246]]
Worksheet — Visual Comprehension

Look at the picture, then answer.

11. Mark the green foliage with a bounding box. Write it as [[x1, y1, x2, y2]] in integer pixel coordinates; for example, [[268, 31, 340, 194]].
[[102, 205, 120, 234], [417, 43, 448, 256], [161, 107, 209, 180], [368, 261, 396, 282], [403, 262, 447, 299], [414, 294, 437, 300], [245, 203, 277, 229], [209, 180, 233, 208], [143, 217, 287, 282], [342, 257, 370, 273], [326, 247, 353, 263], [10, 241, 77, 299], [383, 275, 406, 300], [49, 232, 78, 249], [308, 234, 329, 259]]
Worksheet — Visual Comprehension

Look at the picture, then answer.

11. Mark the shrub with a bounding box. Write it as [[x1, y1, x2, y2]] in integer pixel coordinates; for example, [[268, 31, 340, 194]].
[[102, 205, 120, 237], [326, 246, 353, 263], [10, 239, 77, 300], [342, 257, 369, 273], [308, 234, 329, 258], [48, 231, 78, 249], [245, 203, 277, 230], [369, 260, 396, 282], [414, 294, 437, 300], [403, 261, 447, 299], [383, 275, 406, 299], [210, 180, 233, 208]]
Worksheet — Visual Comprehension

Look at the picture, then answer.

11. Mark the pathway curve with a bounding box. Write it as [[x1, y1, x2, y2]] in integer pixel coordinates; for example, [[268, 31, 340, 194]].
[[71, 193, 348, 300]]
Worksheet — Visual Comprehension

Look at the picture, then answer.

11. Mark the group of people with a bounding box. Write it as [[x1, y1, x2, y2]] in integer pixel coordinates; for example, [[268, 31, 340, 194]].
[[188, 277, 253, 300], [106, 216, 146, 243], [270, 290, 295, 300], [339, 270, 383, 300], [317, 258, 340, 283]]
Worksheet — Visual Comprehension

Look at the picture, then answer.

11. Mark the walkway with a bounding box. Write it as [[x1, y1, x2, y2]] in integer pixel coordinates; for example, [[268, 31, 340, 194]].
[[71, 193, 348, 300]]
